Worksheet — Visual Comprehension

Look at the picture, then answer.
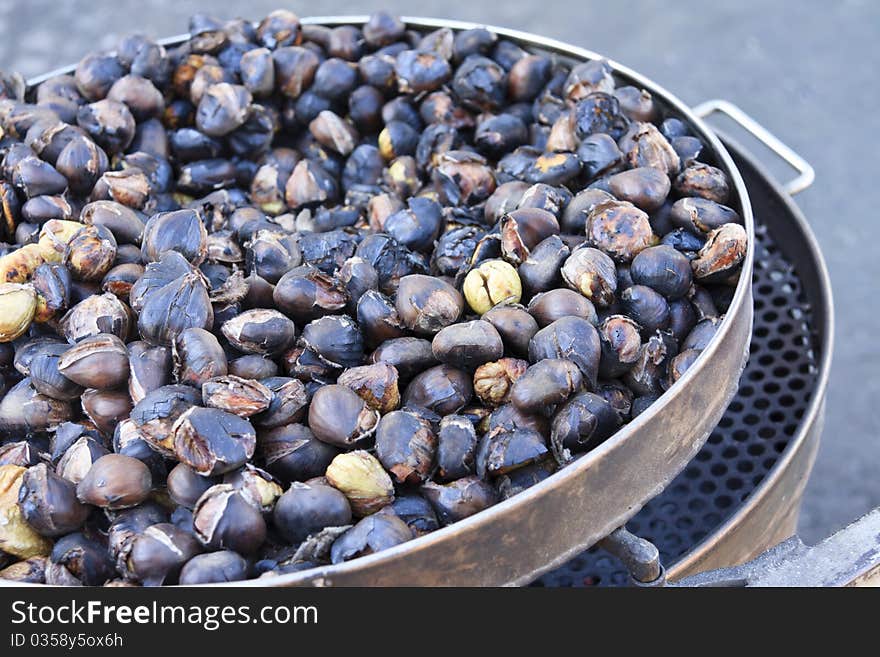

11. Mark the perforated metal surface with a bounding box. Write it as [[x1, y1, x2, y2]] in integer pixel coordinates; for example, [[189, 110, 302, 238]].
[[537, 217, 820, 587]]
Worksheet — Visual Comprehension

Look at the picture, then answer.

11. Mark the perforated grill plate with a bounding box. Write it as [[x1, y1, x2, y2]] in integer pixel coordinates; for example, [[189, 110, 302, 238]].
[[537, 219, 819, 587]]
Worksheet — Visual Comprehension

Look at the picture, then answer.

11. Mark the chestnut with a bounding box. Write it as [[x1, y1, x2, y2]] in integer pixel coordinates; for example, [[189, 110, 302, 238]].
[[375, 410, 437, 484], [274, 481, 352, 544], [510, 358, 583, 413]]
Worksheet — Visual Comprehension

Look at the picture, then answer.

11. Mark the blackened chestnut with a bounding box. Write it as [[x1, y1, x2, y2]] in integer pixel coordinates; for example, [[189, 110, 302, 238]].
[[274, 481, 352, 544], [528, 316, 601, 388], [510, 358, 583, 413], [402, 364, 473, 415], [308, 384, 379, 448], [630, 244, 693, 299], [421, 476, 497, 525], [431, 320, 504, 370], [330, 513, 412, 563], [193, 484, 267, 554], [375, 410, 437, 484], [550, 391, 621, 459]]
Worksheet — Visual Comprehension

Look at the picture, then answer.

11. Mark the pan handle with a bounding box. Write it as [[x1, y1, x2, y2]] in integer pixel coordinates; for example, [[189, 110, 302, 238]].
[[692, 99, 815, 196]]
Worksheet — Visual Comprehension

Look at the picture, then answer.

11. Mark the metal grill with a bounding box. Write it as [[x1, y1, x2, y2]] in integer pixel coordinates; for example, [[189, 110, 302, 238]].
[[537, 216, 820, 587]]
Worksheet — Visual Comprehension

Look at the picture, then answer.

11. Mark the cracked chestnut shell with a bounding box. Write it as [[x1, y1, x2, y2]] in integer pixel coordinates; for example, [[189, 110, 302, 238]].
[[127, 341, 171, 403], [435, 414, 479, 482], [17, 463, 90, 537], [29, 343, 85, 401], [222, 308, 297, 356], [0, 378, 73, 434], [300, 315, 364, 369], [375, 410, 437, 484], [137, 272, 213, 346], [337, 362, 400, 414], [193, 484, 267, 554], [173, 327, 227, 387], [259, 423, 339, 484], [551, 391, 621, 459], [586, 199, 656, 263], [141, 209, 208, 266], [172, 406, 256, 476], [273, 264, 349, 321], [202, 375, 272, 417], [561, 247, 617, 306], [478, 426, 550, 476], [47, 531, 114, 586], [126, 522, 202, 586], [499, 208, 559, 265], [254, 377, 309, 429], [528, 316, 601, 388], [598, 315, 643, 378], [130, 383, 202, 455], [691, 223, 747, 282], [63, 224, 117, 282]]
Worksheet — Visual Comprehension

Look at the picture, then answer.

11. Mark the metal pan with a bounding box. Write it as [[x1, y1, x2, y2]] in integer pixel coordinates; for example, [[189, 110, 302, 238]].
[[22, 16, 765, 586]]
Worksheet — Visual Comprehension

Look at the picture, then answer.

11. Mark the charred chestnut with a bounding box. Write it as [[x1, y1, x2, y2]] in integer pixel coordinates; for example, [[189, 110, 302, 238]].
[[403, 364, 473, 415], [222, 309, 297, 356], [179, 550, 249, 585], [126, 522, 202, 586], [396, 274, 463, 335], [421, 476, 497, 525], [18, 463, 90, 537], [620, 285, 671, 334], [551, 391, 621, 459], [172, 406, 256, 476], [375, 410, 437, 484], [528, 316, 601, 387], [510, 358, 583, 413], [598, 315, 642, 378], [308, 384, 379, 448], [330, 512, 411, 563], [193, 484, 267, 554], [527, 288, 598, 327]]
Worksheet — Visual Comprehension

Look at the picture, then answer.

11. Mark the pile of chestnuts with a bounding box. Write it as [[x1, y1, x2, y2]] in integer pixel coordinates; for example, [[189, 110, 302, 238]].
[[0, 10, 747, 586]]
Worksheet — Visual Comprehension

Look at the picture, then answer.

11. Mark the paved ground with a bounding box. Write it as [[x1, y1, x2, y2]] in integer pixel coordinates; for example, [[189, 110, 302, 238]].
[[0, 0, 876, 546]]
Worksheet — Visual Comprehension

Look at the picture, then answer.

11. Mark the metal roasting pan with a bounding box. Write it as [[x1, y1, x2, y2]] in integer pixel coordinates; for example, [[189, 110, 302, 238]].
[[18, 16, 783, 587], [665, 132, 831, 580]]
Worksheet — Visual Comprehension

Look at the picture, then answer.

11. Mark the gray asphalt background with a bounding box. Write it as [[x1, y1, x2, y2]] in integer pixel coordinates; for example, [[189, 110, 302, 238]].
[[1, 0, 876, 546]]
